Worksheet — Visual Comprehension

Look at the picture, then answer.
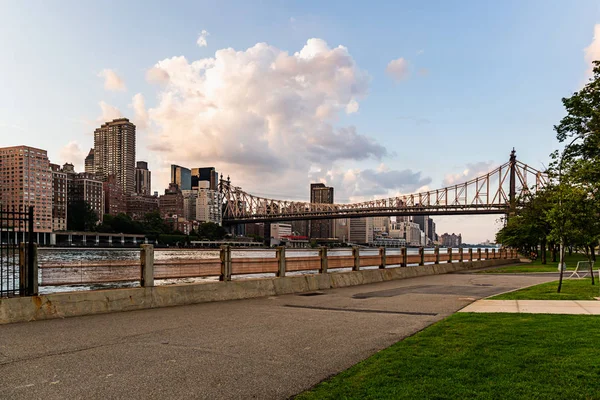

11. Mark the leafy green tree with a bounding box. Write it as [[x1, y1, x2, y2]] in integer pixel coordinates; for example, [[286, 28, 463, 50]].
[[67, 200, 99, 231], [197, 222, 227, 240]]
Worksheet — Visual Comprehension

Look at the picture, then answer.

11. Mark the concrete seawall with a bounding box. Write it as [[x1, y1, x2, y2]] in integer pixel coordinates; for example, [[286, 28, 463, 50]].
[[0, 258, 518, 325]]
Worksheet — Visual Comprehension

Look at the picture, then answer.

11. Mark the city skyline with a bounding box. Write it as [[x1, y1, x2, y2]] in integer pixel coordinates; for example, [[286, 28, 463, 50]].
[[1, 1, 599, 242]]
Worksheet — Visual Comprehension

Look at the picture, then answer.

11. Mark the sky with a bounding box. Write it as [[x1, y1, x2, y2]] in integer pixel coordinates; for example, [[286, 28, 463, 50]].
[[1, 0, 600, 243]]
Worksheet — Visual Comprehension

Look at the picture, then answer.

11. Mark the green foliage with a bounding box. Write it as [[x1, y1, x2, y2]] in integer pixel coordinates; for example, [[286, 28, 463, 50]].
[[67, 200, 99, 231], [196, 222, 227, 240], [297, 313, 600, 399], [158, 234, 188, 246]]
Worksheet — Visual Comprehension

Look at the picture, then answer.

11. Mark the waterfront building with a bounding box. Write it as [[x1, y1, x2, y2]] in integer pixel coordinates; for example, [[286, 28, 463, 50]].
[[309, 183, 334, 239], [0, 146, 52, 232], [441, 232, 463, 248], [84, 149, 94, 174], [135, 161, 151, 195], [372, 216, 390, 236], [182, 189, 198, 221], [427, 218, 436, 245], [50, 164, 68, 231], [170, 164, 191, 191], [389, 221, 422, 247], [349, 217, 373, 244], [196, 181, 222, 225], [64, 167, 104, 223], [270, 223, 292, 240], [159, 183, 184, 218], [93, 118, 136, 195], [126, 194, 159, 221], [103, 175, 127, 216]]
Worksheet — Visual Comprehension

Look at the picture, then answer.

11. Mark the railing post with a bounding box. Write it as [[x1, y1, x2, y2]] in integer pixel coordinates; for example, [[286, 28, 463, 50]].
[[352, 246, 360, 271], [19, 243, 26, 296], [504, 249, 508, 259], [220, 245, 232, 281], [492, 248, 496, 259], [447, 248, 452, 263], [276, 246, 286, 277], [319, 246, 328, 274], [434, 246, 439, 264], [140, 244, 154, 287], [379, 247, 386, 269], [419, 247, 424, 266], [401, 247, 407, 267], [477, 249, 482, 261], [19, 242, 38, 296], [459, 248, 464, 262], [485, 249, 489, 260], [469, 248, 473, 261]]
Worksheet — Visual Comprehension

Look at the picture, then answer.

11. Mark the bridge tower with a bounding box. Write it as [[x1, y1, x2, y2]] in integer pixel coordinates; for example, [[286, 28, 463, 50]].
[[508, 148, 517, 218]]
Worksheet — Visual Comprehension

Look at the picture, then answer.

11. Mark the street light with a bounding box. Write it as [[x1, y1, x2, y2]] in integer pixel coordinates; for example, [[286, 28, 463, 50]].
[[557, 132, 590, 271]]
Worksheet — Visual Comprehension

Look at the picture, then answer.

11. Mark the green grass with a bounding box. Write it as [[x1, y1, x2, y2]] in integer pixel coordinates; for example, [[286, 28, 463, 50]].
[[490, 278, 600, 300], [479, 252, 589, 273], [296, 313, 600, 400]]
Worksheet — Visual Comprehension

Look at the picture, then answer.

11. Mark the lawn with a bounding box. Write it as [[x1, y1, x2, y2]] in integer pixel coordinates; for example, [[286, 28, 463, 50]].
[[479, 252, 590, 273], [490, 278, 600, 300], [295, 313, 600, 400]]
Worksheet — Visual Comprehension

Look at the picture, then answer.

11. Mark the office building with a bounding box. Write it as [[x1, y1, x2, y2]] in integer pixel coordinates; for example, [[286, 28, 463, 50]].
[[93, 118, 136, 195], [349, 217, 373, 244], [427, 218, 436, 244], [196, 181, 222, 224], [309, 183, 334, 239], [441, 233, 463, 248], [372, 216, 390, 236], [64, 167, 104, 223], [103, 175, 127, 216], [126, 194, 159, 221], [0, 146, 52, 232], [84, 149, 95, 174], [50, 164, 68, 231], [159, 183, 184, 218], [191, 167, 218, 190], [135, 161, 151, 195], [171, 165, 191, 191], [182, 189, 198, 222], [270, 223, 292, 240]]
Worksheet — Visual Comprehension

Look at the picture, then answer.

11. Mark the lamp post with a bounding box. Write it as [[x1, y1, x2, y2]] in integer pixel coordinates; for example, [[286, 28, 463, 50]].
[[557, 133, 589, 271]]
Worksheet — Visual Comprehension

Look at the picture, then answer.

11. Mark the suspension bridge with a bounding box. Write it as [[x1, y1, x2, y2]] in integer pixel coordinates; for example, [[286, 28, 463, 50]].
[[219, 150, 548, 224]]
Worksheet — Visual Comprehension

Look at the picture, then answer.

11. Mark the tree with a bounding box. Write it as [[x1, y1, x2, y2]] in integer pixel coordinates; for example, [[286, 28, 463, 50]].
[[67, 200, 99, 231], [196, 222, 227, 240], [550, 60, 600, 291]]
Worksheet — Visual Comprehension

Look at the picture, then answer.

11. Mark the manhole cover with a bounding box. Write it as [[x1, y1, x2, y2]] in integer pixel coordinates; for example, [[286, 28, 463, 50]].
[[298, 292, 326, 297]]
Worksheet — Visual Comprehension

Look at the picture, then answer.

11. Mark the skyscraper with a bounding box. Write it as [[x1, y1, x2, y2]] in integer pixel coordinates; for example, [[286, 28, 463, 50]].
[[309, 183, 334, 239], [171, 165, 191, 190], [135, 161, 151, 195], [93, 118, 136, 195], [84, 149, 95, 174], [0, 146, 52, 232], [191, 167, 218, 190]]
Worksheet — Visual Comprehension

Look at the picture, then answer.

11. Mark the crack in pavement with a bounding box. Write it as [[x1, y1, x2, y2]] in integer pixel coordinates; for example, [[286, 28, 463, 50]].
[[284, 304, 438, 316]]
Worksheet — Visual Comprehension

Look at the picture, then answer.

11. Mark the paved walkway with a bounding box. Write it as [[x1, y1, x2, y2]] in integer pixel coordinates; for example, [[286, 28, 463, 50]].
[[0, 271, 554, 400], [460, 299, 600, 314]]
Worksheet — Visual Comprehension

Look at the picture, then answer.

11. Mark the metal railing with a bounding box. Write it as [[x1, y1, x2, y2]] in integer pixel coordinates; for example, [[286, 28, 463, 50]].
[[1, 206, 36, 297]]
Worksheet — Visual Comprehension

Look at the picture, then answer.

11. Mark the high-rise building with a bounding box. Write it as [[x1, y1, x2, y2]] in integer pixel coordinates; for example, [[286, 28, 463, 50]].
[[372, 217, 390, 236], [0, 146, 52, 232], [171, 165, 191, 191], [103, 175, 127, 216], [135, 161, 151, 195], [349, 217, 373, 244], [50, 164, 68, 231], [427, 218, 436, 244], [84, 149, 95, 174], [196, 181, 222, 224], [159, 183, 184, 218], [440, 233, 463, 248], [182, 189, 198, 221], [93, 118, 136, 195], [309, 183, 334, 239], [191, 167, 218, 190], [63, 166, 104, 223]]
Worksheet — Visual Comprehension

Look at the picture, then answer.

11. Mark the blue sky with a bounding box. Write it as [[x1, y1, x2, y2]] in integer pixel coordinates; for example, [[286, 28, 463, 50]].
[[1, 0, 599, 242]]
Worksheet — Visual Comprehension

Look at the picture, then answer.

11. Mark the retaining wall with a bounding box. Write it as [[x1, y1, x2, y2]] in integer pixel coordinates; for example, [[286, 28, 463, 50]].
[[0, 258, 518, 325]]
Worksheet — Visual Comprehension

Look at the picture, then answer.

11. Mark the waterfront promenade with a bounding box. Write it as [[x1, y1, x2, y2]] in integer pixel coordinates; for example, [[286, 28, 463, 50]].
[[0, 270, 554, 399]]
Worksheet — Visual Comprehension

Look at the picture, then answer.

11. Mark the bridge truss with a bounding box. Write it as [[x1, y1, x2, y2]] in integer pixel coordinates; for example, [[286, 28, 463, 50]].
[[220, 151, 548, 224]]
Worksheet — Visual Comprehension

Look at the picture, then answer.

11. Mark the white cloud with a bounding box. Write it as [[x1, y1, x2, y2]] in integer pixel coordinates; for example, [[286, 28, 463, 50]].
[[442, 161, 495, 186], [386, 57, 409, 82], [146, 66, 170, 84], [98, 69, 126, 91], [196, 30, 209, 47], [584, 24, 600, 78], [98, 101, 122, 123], [144, 38, 378, 194], [131, 93, 149, 130], [59, 141, 86, 171]]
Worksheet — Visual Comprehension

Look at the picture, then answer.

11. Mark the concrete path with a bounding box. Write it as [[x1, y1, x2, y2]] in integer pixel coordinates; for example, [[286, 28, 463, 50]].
[[0, 271, 555, 400], [460, 299, 600, 314]]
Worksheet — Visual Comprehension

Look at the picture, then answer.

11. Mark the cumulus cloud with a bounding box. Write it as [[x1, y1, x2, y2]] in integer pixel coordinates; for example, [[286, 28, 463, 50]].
[[584, 24, 600, 78], [59, 141, 86, 170], [144, 38, 378, 192], [386, 57, 409, 82], [98, 69, 126, 91], [197, 30, 209, 47], [443, 161, 495, 186], [131, 93, 149, 130], [146, 66, 170, 84], [98, 101, 122, 123]]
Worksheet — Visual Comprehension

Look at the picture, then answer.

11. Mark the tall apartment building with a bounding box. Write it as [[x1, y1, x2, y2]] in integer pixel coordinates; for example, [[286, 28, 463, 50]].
[[103, 175, 127, 216], [50, 164, 68, 231], [126, 194, 159, 221], [64, 167, 104, 223], [349, 217, 373, 244], [196, 181, 222, 225], [309, 183, 334, 239], [0, 146, 52, 232], [159, 183, 184, 218], [135, 161, 151, 195], [427, 218, 436, 244], [191, 167, 218, 190], [170, 165, 191, 190], [93, 118, 136, 195], [182, 189, 198, 221], [84, 149, 95, 174], [440, 233, 462, 248]]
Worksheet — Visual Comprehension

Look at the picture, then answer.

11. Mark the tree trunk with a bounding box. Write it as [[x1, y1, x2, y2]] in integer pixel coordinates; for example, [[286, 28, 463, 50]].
[[558, 244, 565, 293], [551, 244, 557, 262], [590, 243, 596, 262], [588, 245, 595, 285], [541, 239, 547, 265], [568, 246, 572, 256]]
